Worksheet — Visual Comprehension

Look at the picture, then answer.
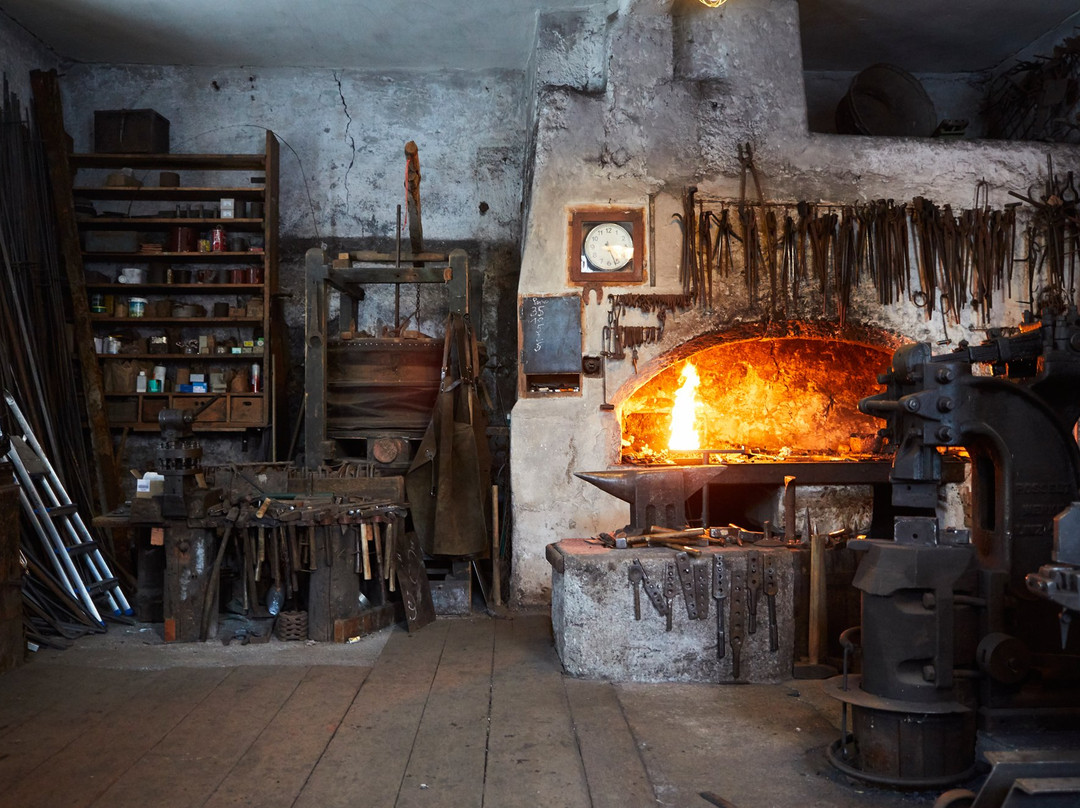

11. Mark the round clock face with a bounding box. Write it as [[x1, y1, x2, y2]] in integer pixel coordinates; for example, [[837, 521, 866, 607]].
[[583, 222, 634, 271]]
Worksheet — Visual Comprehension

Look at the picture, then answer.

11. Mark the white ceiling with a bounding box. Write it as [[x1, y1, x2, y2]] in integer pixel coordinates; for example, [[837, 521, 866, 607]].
[[0, 0, 597, 71], [3, 0, 1079, 74]]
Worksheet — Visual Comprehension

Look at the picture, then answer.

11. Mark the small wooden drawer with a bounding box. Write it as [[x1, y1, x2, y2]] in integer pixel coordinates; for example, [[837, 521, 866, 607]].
[[174, 395, 227, 422], [106, 398, 138, 423], [140, 395, 170, 424], [229, 396, 265, 424]]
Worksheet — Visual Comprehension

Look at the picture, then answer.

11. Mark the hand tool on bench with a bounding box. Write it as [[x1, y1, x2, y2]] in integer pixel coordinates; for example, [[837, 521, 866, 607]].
[[756, 520, 785, 548], [628, 562, 643, 620], [278, 526, 292, 599], [728, 523, 763, 544], [255, 525, 265, 582], [634, 559, 666, 619], [286, 522, 300, 589], [386, 518, 397, 592], [663, 562, 677, 631], [360, 522, 372, 580], [707, 526, 733, 546], [694, 560, 710, 620], [645, 526, 706, 541], [730, 564, 747, 680], [747, 550, 761, 634], [676, 551, 699, 620], [712, 554, 727, 659], [598, 531, 648, 549], [650, 538, 707, 553], [372, 520, 384, 579], [267, 526, 283, 612], [764, 553, 779, 652], [303, 525, 317, 571]]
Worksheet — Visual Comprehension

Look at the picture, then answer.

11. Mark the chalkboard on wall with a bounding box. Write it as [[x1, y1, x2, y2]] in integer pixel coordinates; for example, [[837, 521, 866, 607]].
[[520, 295, 582, 375]]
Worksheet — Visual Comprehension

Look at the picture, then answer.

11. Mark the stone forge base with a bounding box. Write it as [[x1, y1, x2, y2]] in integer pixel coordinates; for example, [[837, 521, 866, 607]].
[[549, 538, 796, 684]]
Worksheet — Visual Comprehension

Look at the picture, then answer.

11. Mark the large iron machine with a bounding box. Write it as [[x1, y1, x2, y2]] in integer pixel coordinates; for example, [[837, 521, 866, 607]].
[[828, 306, 1080, 794]]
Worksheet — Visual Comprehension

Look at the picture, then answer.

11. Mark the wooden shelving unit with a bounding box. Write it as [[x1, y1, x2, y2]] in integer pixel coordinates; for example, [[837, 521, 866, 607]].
[[67, 131, 279, 433]]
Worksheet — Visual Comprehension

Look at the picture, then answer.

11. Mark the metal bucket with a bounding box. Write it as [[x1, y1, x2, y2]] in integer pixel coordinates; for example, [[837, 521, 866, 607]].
[[836, 63, 937, 137]]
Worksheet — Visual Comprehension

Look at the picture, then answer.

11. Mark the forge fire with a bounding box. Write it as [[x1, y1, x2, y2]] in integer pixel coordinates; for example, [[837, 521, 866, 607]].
[[620, 336, 891, 463]]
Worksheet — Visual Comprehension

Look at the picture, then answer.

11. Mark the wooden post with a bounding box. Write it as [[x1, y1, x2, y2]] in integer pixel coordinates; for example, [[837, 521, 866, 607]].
[[491, 484, 500, 606], [30, 69, 120, 514]]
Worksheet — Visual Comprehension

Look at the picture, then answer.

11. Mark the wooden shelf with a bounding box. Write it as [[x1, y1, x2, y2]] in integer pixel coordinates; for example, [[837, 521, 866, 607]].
[[56, 133, 279, 437], [102, 422, 265, 433], [97, 352, 266, 360], [104, 391, 267, 431], [73, 186, 264, 201], [82, 251, 264, 262], [104, 391, 264, 397], [70, 153, 265, 171], [86, 282, 263, 292], [91, 316, 263, 326], [78, 216, 263, 230]]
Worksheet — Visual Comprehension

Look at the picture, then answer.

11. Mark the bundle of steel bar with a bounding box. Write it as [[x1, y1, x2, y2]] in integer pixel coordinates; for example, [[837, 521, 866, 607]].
[[0, 76, 120, 631]]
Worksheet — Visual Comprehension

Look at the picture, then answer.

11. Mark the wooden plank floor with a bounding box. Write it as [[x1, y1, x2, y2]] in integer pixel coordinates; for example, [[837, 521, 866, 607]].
[[0, 615, 936, 808]]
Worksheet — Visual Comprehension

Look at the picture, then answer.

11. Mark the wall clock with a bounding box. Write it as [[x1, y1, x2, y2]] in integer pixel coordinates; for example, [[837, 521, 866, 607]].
[[568, 207, 646, 287]]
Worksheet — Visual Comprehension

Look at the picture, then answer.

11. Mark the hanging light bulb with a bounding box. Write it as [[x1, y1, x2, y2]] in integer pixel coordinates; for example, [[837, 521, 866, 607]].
[[699, 0, 730, 6]]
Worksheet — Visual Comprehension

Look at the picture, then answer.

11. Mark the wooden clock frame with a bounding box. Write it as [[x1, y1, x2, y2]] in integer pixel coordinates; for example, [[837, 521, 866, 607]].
[[567, 207, 646, 286]]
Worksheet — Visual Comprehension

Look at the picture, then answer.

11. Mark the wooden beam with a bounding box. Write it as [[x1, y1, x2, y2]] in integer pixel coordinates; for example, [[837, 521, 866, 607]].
[[30, 69, 120, 514]]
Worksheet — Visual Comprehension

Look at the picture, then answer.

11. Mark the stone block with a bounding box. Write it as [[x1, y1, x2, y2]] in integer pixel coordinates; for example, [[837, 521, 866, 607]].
[[550, 538, 796, 684]]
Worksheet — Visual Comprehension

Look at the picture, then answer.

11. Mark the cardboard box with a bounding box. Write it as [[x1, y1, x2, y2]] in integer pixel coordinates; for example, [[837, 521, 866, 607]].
[[135, 473, 165, 498]]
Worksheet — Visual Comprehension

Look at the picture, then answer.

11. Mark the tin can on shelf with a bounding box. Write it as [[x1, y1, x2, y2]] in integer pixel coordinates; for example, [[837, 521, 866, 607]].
[[211, 226, 226, 252], [250, 363, 261, 393]]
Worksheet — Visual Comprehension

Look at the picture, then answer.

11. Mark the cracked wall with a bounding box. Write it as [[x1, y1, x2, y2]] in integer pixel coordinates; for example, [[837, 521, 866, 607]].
[[509, 0, 1080, 605], [55, 62, 529, 468]]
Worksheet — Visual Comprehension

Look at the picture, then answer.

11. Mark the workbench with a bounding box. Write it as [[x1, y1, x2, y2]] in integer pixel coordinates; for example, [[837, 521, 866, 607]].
[[94, 463, 419, 642]]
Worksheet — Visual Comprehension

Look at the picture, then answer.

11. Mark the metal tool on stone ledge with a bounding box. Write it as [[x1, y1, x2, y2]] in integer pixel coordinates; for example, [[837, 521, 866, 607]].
[[712, 555, 727, 659]]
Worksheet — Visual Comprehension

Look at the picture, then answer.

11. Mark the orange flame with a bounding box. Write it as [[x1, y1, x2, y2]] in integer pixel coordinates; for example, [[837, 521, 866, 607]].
[[668, 363, 702, 450]]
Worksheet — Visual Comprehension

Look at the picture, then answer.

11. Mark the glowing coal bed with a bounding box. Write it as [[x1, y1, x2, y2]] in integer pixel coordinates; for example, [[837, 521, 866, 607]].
[[620, 335, 892, 464]]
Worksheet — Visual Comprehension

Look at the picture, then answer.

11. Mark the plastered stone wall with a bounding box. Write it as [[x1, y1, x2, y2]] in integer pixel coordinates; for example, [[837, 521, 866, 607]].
[[55, 63, 529, 468], [509, 0, 1080, 605], [0, 12, 58, 104]]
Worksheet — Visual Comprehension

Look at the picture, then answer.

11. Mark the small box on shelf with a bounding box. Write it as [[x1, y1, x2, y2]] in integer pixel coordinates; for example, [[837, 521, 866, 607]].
[[135, 472, 165, 498], [229, 396, 264, 424], [94, 109, 170, 153]]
